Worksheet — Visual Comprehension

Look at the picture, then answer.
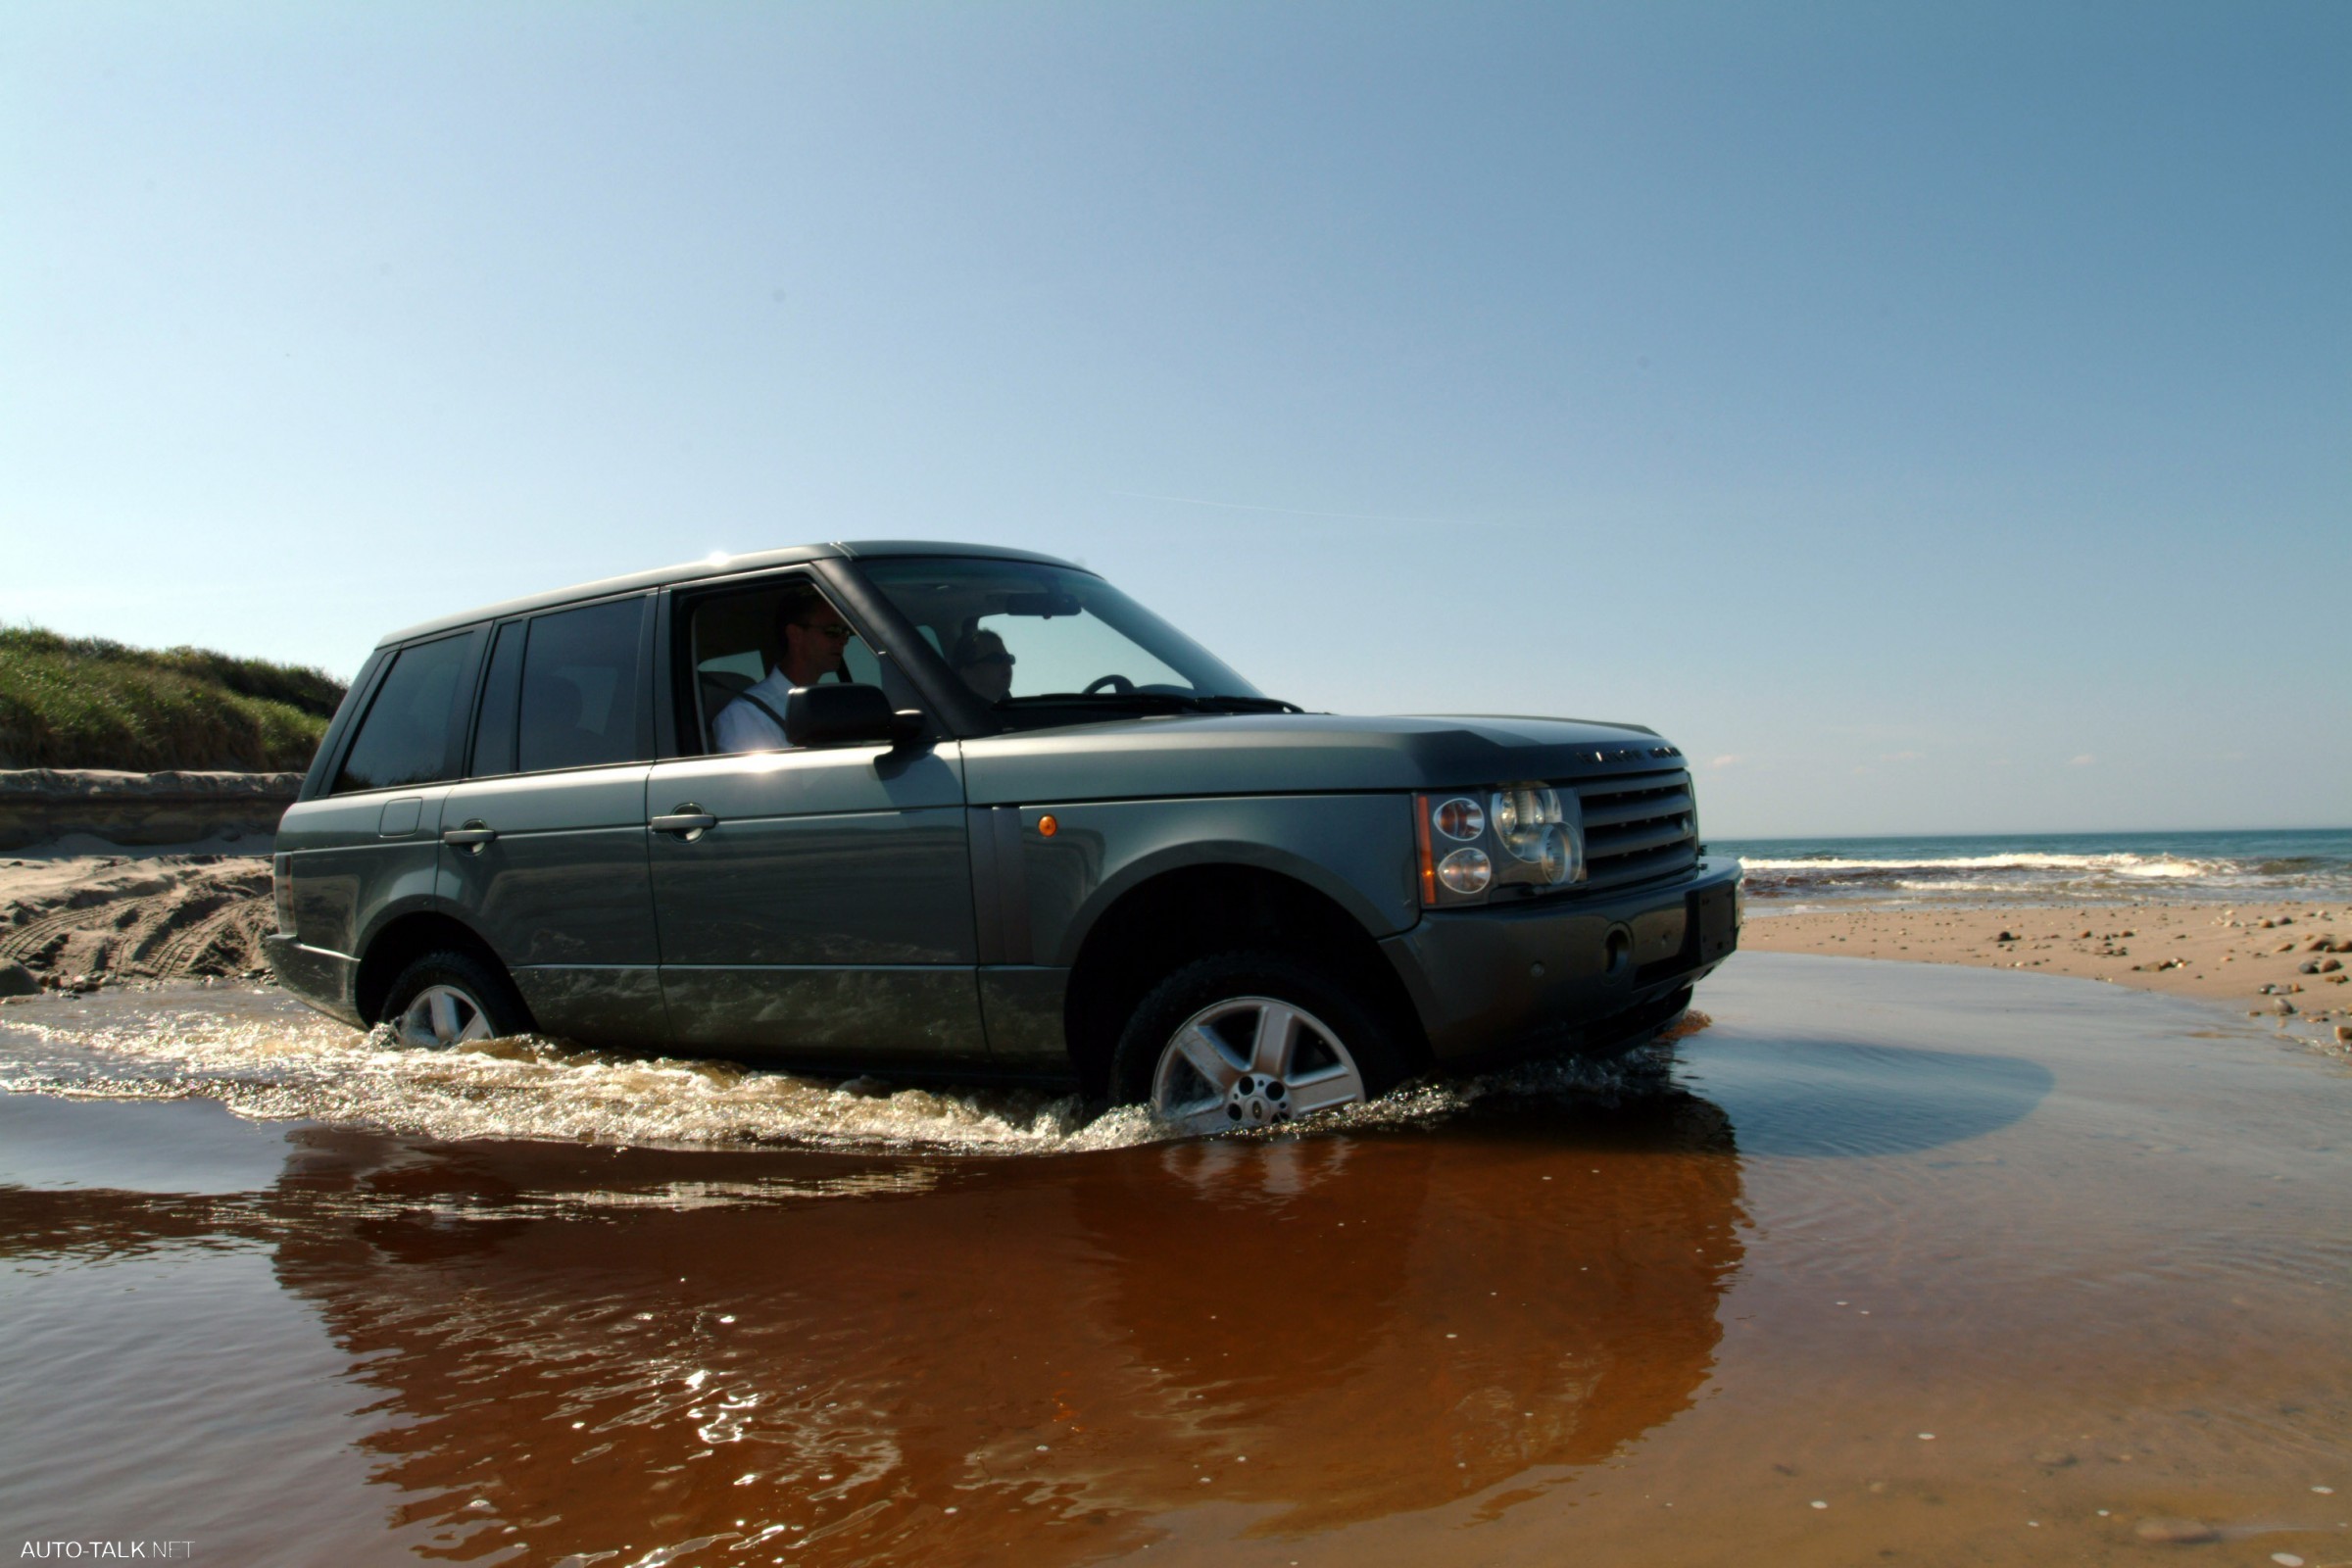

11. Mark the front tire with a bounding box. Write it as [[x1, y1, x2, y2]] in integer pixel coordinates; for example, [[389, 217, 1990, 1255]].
[[382, 949, 533, 1049], [1110, 952, 1408, 1134]]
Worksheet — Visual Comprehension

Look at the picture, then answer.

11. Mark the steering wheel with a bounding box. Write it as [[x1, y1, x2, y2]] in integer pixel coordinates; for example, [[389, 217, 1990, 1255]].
[[1082, 673, 1137, 696]]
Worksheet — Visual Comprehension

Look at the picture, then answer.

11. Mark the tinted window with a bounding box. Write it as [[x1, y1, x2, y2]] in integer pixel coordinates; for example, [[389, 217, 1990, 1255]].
[[517, 599, 646, 773], [468, 620, 526, 777], [332, 635, 470, 794]]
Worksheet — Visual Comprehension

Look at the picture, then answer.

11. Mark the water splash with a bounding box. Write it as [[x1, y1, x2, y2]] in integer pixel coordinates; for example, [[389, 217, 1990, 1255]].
[[0, 988, 1685, 1154]]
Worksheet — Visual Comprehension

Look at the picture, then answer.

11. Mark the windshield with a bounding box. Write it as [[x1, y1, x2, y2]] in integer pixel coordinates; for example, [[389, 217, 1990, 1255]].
[[858, 557, 1278, 724]]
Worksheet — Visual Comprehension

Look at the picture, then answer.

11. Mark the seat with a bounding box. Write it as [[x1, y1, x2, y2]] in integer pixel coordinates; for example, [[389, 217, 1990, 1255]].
[[699, 669, 758, 749]]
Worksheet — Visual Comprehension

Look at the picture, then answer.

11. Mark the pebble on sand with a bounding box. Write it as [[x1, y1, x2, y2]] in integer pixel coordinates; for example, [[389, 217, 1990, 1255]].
[[2133, 1518, 2220, 1544]]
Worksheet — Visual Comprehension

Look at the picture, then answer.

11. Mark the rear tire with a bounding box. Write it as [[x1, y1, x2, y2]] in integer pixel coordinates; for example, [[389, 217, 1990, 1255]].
[[1109, 951, 1408, 1134], [381, 949, 533, 1049]]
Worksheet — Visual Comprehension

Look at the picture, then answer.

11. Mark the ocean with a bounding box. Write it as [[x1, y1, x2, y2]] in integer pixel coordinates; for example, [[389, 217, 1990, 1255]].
[[1712, 827, 2352, 909]]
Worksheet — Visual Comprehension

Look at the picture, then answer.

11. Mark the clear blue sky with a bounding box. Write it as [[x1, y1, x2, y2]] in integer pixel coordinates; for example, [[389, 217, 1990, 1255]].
[[4, 2, 2344, 836]]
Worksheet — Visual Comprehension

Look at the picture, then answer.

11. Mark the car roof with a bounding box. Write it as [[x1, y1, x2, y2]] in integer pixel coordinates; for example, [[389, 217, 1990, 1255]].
[[374, 539, 1085, 647]]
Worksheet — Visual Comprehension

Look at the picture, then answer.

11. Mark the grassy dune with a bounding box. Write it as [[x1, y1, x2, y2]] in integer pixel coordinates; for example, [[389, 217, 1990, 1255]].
[[0, 627, 347, 772]]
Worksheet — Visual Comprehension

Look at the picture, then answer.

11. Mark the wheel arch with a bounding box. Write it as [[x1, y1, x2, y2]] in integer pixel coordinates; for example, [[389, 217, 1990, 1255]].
[[1047, 830, 1414, 966], [354, 907, 529, 1029], [1061, 861, 1429, 1098]]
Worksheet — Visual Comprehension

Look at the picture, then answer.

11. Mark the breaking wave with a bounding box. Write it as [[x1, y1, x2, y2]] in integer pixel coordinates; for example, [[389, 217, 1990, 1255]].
[[1726, 830, 2352, 907]]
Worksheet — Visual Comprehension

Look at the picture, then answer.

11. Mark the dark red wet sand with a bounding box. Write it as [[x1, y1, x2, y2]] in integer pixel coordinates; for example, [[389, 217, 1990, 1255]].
[[3, 955, 2348, 1566]]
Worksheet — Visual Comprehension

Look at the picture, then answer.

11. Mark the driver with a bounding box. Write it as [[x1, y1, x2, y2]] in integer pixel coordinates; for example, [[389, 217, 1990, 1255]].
[[711, 588, 856, 752], [951, 627, 1015, 704]]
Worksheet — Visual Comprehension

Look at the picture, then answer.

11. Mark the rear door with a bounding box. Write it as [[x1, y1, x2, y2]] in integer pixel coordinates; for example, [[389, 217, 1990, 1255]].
[[436, 594, 664, 1047], [279, 629, 481, 968], [647, 570, 983, 1067]]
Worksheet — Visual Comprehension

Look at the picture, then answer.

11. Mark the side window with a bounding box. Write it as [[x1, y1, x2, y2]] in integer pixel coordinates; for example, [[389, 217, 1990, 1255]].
[[468, 620, 526, 777], [332, 635, 471, 794], [684, 579, 911, 754], [516, 598, 647, 774]]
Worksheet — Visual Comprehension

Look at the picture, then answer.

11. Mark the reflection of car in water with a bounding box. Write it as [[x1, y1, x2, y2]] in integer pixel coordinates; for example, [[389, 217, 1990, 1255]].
[[267, 542, 1741, 1126], [1072, 1098, 1744, 1532], [10, 1099, 1741, 1563]]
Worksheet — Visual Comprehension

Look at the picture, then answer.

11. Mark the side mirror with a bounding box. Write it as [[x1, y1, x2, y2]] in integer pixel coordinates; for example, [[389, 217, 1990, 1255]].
[[783, 684, 928, 749]]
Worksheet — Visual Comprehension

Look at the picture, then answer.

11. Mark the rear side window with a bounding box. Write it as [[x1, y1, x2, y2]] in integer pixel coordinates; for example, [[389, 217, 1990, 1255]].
[[468, 621, 526, 777], [517, 598, 647, 773], [332, 635, 470, 794]]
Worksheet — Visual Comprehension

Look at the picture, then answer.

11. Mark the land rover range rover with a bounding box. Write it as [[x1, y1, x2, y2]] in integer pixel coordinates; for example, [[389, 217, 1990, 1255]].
[[265, 542, 1740, 1132]]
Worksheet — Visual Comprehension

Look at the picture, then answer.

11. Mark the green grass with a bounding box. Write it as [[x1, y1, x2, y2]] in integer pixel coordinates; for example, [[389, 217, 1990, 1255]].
[[0, 626, 348, 772]]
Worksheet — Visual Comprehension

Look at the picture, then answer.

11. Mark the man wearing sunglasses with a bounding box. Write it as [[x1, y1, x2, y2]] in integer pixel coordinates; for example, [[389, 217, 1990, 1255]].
[[951, 626, 1016, 705], [710, 588, 858, 753]]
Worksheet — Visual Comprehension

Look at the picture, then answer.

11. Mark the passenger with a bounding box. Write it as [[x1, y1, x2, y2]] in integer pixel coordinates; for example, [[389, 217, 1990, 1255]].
[[711, 592, 856, 752], [952, 627, 1015, 705]]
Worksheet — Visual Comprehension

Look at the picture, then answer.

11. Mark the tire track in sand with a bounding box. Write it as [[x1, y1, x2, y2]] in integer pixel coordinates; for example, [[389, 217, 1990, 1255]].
[[1, 857, 275, 983]]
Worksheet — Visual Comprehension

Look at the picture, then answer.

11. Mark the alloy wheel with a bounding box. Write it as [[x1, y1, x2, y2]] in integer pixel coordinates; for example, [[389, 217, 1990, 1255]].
[[1150, 995, 1368, 1136], [396, 983, 495, 1050]]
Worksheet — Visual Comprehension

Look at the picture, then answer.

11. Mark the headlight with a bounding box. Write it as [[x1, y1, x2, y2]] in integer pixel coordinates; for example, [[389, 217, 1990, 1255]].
[[1433, 797, 1485, 840], [1437, 847, 1492, 894], [1491, 785, 1576, 886], [1416, 784, 1584, 906]]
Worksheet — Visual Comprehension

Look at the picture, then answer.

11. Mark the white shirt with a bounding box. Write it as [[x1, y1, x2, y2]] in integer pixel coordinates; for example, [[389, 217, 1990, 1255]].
[[711, 667, 798, 754]]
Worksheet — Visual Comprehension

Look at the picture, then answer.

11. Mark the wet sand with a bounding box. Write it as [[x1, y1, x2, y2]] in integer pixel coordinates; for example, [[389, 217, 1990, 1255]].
[[4, 954, 2348, 1565], [1744, 899, 2352, 1048]]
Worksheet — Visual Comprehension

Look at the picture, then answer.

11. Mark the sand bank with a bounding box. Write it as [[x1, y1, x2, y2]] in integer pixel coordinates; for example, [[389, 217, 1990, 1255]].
[[0, 840, 273, 989], [1742, 899, 2352, 1038]]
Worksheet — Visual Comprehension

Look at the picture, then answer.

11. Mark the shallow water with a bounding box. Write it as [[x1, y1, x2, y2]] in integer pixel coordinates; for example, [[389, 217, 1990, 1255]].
[[3, 955, 2348, 1566]]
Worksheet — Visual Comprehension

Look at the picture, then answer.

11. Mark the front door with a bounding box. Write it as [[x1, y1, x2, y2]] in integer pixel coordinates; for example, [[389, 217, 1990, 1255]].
[[649, 571, 982, 1067]]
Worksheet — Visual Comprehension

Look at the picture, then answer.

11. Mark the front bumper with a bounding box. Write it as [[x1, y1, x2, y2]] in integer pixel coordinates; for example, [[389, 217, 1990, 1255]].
[[262, 934, 365, 1029], [1379, 855, 1741, 1067]]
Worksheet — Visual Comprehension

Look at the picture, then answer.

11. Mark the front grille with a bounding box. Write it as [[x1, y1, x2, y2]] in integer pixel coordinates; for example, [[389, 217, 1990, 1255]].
[[1576, 768, 1697, 890]]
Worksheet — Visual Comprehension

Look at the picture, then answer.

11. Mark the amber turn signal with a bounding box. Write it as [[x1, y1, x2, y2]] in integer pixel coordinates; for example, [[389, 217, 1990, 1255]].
[[1412, 795, 1437, 906]]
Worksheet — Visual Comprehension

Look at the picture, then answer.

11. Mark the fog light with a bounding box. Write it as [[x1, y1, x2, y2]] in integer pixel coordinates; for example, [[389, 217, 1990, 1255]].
[[1437, 847, 1493, 895]]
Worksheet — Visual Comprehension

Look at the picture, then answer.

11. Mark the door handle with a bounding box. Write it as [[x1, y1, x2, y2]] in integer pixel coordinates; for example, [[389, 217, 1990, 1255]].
[[651, 810, 719, 836], [441, 822, 498, 848]]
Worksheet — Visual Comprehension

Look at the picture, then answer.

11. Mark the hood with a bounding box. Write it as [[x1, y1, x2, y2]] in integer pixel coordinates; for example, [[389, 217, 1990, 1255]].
[[957, 711, 1686, 807]]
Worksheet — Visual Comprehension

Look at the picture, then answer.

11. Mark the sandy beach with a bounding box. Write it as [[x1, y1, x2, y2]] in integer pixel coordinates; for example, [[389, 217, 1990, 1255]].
[[1741, 899, 2352, 1043]]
